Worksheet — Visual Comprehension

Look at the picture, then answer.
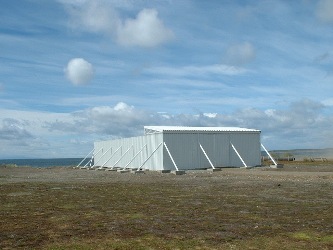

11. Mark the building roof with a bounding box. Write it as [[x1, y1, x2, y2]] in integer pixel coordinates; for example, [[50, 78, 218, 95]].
[[144, 126, 260, 134]]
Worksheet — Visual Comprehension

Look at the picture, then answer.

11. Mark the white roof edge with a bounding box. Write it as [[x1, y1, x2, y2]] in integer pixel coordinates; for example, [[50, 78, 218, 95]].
[[144, 126, 260, 133]]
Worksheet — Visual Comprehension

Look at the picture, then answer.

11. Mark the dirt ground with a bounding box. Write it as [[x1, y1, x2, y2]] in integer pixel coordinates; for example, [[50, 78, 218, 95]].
[[1, 163, 333, 249]]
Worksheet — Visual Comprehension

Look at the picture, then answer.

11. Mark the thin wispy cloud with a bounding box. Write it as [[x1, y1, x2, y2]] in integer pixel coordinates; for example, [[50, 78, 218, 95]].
[[144, 64, 248, 77], [224, 42, 256, 66], [316, 0, 333, 23], [62, 0, 119, 34], [314, 52, 331, 63]]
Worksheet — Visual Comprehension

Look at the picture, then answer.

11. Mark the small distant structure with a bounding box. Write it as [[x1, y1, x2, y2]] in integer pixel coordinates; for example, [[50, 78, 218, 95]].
[[309, 157, 328, 162], [81, 126, 263, 172]]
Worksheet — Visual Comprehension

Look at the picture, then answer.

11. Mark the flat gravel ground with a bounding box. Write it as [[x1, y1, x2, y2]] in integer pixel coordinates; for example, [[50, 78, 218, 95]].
[[1, 164, 333, 249], [1, 164, 333, 183]]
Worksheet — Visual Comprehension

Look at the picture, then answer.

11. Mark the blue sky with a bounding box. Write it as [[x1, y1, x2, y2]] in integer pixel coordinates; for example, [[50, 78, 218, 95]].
[[1, 0, 333, 159]]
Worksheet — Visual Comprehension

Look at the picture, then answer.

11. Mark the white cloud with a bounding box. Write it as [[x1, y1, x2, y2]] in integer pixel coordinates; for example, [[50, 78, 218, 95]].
[[63, 0, 119, 34], [65, 58, 94, 85], [203, 113, 217, 118], [225, 42, 256, 66], [46, 99, 333, 150], [114, 102, 133, 111], [322, 98, 333, 106], [45, 102, 150, 138], [1, 99, 333, 158], [116, 8, 174, 47], [0, 119, 33, 141], [316, 0, 333, 23], [60, 1, 174, 47]]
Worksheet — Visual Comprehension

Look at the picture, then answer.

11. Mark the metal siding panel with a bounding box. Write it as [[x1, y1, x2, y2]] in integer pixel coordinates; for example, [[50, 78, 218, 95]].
[[142, 133, 163, 170], [198, 133, 217, 169], [164, 133, 207, 170], [105, 139, 122, 167], [93, 141, 102, 166], [229, 132, 261, 167], [94, 130, 260, 170], [128, 136, 144, 168], [115, 138, 130, 168], [163, 133, 205, 170], [94, 134, 163, 170], [163, 131, 261, 169], [200, 133, 230, 168], [94, 140, 113, 167], [163, 132, 233, 170]]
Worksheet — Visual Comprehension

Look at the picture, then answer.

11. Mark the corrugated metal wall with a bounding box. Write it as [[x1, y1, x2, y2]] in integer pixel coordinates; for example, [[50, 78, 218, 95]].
[[94, 130, 261, 170], [228, 132, 261, 167], [94, 133, 164, 170], [163, 131, 261, 169]]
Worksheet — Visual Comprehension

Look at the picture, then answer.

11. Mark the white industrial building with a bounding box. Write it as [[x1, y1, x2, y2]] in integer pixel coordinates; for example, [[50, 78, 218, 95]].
[[91, 126, 262, 171]]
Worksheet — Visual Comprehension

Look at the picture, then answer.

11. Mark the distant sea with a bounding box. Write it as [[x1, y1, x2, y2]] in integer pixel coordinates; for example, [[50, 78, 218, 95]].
[[269, 148, 333, 160], [0, 158, 92, 168]]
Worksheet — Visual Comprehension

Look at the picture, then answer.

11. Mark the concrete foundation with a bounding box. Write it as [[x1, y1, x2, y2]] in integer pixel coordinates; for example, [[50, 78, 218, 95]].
[[105, 168, 117, 171], [96, 166, 109, 170], [270, 164, 284, 168], [96, 167, 106, 171], [118, 169, 130, 173], [172, 170, 186, 175], [132, 170, 145, 174], [159, 170, 171, 173], [207, 168, 222, 172]]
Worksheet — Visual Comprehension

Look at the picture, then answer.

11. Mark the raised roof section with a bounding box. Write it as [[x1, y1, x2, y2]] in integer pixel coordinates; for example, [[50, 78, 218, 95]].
[[144, 126, 260, 134]]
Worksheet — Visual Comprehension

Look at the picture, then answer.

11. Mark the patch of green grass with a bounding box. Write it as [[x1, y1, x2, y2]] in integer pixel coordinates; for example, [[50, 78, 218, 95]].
[[322, 235, 333, 242], [291, 231, 315, 241], [290, 231, 333, 243], [0, 164, 18, 168]]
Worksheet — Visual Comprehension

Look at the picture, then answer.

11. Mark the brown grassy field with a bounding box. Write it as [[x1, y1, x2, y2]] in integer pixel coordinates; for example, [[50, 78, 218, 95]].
[[1, 162, 333, 249]]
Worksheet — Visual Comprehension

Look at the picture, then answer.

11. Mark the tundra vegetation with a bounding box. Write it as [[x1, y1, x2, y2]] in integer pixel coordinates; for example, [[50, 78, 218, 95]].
[[0, 161, 332, 249]]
